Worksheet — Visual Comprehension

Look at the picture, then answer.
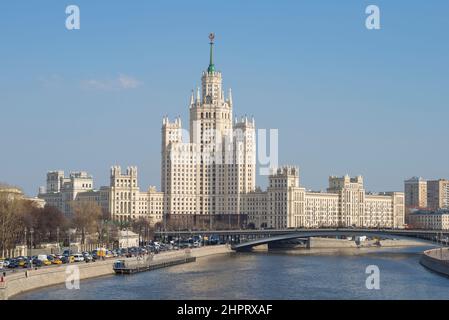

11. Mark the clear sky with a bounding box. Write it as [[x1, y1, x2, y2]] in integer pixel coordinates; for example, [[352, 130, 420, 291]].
[[1, 1, 448, 196]]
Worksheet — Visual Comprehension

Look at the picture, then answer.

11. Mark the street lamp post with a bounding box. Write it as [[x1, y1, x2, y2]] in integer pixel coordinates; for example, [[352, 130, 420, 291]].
[[24, 227, 27, 250], [56, 227, 60, 254], [30, 228, 34, 269], [68, 229, 71, 263]]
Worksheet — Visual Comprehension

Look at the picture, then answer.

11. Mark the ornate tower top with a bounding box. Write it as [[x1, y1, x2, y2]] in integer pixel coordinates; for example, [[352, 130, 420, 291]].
[[207, 33, 215, 73]]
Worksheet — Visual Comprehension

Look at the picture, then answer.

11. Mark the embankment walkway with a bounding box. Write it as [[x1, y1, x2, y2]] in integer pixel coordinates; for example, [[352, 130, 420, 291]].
[[420, 247, 449, 277]]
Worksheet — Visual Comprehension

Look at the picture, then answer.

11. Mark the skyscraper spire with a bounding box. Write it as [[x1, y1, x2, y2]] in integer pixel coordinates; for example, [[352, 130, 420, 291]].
[[196, 87, 200, 103], [190, 90, 194, 105], [207, 33, 215, 73]]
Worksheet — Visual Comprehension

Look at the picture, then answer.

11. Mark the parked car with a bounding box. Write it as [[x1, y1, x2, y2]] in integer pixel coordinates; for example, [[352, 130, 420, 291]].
[[7, 259, 19, 269], [30, 259, 43, 268], [82, 253, 93, 262], [18, 257, 28, 268], [60, 255, 75, 264], [72, 254, 85, 262], [48, 255, 62, 265], [38, 254, 51, 264]]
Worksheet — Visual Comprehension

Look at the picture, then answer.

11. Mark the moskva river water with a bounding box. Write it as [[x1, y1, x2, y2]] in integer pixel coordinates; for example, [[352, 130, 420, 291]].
[[15, 246, 449, 300]]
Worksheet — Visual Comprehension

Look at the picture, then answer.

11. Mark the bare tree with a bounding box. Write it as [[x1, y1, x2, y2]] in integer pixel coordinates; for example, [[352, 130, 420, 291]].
[[0, 193, 28, 256], [71, 201, 102, 244]]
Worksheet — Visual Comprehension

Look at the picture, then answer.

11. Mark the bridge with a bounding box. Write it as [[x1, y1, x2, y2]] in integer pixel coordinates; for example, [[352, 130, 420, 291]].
[[155, 228, 449, 251]]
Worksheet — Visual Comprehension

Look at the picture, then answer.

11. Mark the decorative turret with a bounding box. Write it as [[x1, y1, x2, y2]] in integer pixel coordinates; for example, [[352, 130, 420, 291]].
[[196, 87, 200, 104], [228, 88, 233, 106], [190, 90, 194, 107]]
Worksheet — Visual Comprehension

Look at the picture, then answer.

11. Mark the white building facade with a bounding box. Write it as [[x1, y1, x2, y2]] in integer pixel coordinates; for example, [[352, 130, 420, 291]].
[[243, 167, 405, 230], [161, 34, 256, 227], [37, 35, 405, 230], [408, 210, 449, 230]]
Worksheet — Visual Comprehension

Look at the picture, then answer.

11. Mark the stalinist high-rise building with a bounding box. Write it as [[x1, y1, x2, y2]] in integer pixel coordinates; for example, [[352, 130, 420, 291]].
[[161, 33, 256, 227], [38, 34, 404, 230]]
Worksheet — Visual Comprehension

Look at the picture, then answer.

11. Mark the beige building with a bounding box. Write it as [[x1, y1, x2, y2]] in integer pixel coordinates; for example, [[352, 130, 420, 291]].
[[404, 177, 427, 209], [161, 34, 256, 227], [244, 168, 405, 229], [427, 179, 449, 210], [36, 36, 406, 231], [0, 185, 45, 208], [109, 166, 163, 225], [38, 167, 164, 226], [408, 210, 449, 230], [39, 171, 95, 215]]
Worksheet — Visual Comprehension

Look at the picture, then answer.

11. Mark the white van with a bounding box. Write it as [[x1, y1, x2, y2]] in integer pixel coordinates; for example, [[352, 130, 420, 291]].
[[72, 253, 85, 262], [38, 254, 49, 262]]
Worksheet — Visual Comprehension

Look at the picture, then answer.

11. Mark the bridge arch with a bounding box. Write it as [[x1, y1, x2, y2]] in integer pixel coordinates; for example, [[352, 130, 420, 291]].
[[231, 230, 439, 251]]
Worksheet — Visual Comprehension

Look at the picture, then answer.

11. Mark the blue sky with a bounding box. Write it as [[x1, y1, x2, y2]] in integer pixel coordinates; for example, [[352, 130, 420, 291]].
[[0, 0, 448, 196]]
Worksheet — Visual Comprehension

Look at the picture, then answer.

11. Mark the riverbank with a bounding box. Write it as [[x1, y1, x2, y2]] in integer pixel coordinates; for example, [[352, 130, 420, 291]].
[[309, 237, 426, 248], [254, 237, 428, 250], [14, 246, 449, 300], [420, 247, 449, 277], [0, 245, 232, 300]]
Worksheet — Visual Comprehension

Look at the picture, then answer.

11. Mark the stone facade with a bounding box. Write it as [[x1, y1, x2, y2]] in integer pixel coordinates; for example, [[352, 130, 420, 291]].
[[36, 37, 405, 230], [38, 168, 164, 226], [161, 37, 255, 227], [404, 176, 428, 209], [109, 166, 163, 224], [244, 168, 405, 229], [408, 210, 449, 230], [427, 179, 449, 211]]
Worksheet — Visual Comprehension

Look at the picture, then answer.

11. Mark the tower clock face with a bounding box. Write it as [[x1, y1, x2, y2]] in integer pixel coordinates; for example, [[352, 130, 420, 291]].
[[209, 33, 215, 41]]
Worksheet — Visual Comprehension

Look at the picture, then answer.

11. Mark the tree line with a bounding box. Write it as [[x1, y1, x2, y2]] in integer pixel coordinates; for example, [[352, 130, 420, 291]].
[[0, 191, 157, 257]]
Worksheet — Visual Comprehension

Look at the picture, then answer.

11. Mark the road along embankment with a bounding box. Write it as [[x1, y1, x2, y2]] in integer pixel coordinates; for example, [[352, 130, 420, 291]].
[[0, 245, 232, 300], [420, 247, 449, 277]]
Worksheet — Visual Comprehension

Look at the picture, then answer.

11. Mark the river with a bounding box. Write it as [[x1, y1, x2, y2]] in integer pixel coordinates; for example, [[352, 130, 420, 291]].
[[14, 246, 449, 300]]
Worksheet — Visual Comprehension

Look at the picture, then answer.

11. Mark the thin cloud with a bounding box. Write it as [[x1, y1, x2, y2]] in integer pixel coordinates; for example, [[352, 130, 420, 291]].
[[118, 74, 142, 89], [38, 74, 64, 88], [81, 74, 142, 91]]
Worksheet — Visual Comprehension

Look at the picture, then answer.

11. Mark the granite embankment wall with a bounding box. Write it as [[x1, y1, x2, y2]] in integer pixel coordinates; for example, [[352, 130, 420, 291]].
[[309, 237, 426, 248], [0, 245, 231, 300], [420, 248, 449, 277]]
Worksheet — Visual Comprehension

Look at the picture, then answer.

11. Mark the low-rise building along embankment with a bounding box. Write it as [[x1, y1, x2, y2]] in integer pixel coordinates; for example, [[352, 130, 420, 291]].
[[0, 245, 232, 300], [420, 247, 449, 277]]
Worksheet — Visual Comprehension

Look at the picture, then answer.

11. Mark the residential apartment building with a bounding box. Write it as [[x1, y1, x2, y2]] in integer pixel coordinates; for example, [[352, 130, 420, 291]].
[[109, 166, 164, 224], [38, 168, 163, 226], [408, 210, 449, 230], [244, 168, 404, 229], [161, 34, 255, 227], [39, 171, 97, 215], [404, 177, 428, 209], [36, 36, 406, 230]]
